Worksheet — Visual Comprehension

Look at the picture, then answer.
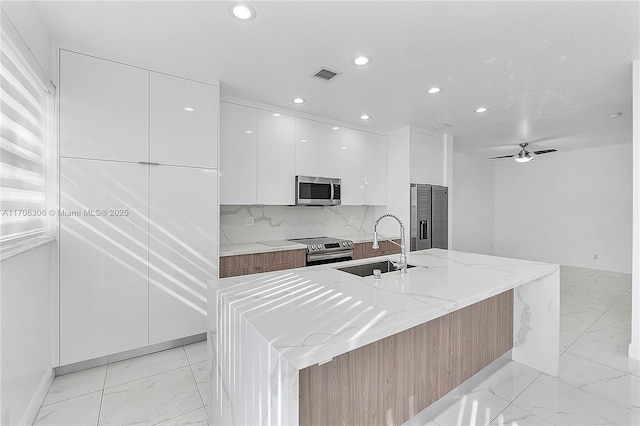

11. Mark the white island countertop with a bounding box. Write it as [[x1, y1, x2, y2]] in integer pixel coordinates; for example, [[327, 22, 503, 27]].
[[211, 248, 558, 370]]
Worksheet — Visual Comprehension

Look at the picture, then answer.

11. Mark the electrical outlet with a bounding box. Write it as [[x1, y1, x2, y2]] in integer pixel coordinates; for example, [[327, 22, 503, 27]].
[[349, 216, 357, 224], [593, 254, 599, 260], [244, 217, 254, 226]]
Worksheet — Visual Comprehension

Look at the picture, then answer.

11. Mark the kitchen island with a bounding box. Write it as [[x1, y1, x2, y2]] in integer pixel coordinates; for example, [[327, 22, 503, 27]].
[[208, 249, 559, 425]]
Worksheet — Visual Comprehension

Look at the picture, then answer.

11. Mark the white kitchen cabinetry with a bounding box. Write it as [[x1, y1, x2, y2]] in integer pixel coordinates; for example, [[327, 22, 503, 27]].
[[150, 72, 219, 168], [410, 130, 445, 185], [59, 158, 149, 365], [59, 50, 149, 162], [148, 166, 217, 344], [257, 110, 295, 205], [59, 50, 219, 365], [295, 118, 319, 176], [220, 102, 258, 204], [317, 123, 341, 178], [295, 119, 341, 178], [339, 128, 388, 205]]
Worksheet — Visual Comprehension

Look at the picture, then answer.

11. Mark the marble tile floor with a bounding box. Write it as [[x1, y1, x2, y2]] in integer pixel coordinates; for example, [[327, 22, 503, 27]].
[[33, 341, 209, 425], [34, 266, 636, 425], [425, 265, 638, 426]]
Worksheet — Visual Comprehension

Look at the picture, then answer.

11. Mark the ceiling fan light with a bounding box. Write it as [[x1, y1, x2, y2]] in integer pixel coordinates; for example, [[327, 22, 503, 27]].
[[513, 151, 535, 163]]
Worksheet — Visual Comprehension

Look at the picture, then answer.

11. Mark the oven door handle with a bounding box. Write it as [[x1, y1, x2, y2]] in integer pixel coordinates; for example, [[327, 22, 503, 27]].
[[307, 250, 353, 262]]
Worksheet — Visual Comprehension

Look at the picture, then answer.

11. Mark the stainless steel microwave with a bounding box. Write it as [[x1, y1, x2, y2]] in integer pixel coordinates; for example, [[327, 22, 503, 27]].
[[295, 176, 341, 206]]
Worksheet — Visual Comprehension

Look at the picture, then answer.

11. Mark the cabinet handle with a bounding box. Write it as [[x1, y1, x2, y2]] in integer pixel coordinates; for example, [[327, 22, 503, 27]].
[[138, 161, 160, 166]]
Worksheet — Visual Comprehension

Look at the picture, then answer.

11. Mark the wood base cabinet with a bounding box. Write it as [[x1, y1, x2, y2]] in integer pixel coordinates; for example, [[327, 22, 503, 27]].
[[353, 240, 401, 260], [219, 249, 306, 278]]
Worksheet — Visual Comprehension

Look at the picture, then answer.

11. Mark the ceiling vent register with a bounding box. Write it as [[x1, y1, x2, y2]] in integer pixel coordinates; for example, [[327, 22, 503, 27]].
[[312, 67, 341, 82]]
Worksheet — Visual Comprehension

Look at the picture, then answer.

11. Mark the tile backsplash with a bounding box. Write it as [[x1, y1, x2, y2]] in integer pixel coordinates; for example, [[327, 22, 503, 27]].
[[220, 205, 375, 244]]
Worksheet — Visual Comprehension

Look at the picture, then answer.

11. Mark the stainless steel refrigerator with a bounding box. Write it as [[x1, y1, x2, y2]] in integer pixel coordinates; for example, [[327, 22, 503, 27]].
[[410, 184, 448, 251]]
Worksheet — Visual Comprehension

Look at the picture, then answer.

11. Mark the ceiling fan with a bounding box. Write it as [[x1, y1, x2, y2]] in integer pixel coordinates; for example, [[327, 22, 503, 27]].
[[488, 143, 557, 163]]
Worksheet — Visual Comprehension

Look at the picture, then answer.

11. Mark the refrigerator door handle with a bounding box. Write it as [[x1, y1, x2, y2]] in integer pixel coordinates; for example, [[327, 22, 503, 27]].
[[420, 220, 429, 240]]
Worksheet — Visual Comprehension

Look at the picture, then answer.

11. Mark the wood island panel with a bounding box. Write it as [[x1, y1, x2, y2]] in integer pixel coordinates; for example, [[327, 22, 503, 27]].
[[219, 249, 306, 278], [299, 289, 514, 425]]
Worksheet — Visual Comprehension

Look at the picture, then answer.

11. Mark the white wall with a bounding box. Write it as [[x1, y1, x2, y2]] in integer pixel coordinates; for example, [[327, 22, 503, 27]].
[[630, 60, 639, 360], [452, 153, 495, 255], [1, 244, 57, 425], [494, 144, 633, 273], [0, 2, 56, 424]]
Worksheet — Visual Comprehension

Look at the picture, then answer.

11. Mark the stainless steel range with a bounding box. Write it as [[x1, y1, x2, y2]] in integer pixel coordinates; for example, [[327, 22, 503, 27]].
[[287, 237, 354, 266]]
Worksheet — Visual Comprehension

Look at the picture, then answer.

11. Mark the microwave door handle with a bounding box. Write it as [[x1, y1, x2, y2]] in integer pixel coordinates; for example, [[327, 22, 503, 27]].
[[330, 182, 335, 201]]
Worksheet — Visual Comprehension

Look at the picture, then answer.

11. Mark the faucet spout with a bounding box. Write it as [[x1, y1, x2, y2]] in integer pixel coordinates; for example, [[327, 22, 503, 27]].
[[372, 213, 407, 273]]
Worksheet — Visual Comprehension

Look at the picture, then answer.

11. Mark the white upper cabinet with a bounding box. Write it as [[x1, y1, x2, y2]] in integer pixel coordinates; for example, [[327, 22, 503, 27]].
[[59, 50, 149, 162], [150, 72, 219, 168], [410, 130, 445, 185], [295, 119, 341, 178], [220, 102, 258, 204], [295, 118, 319, 176], [339, 128, 388, 205], [257, 110, 295, 205], [317, 123, 340, 178], [363, 132, 388, 205], [148, 166, 217, 344]]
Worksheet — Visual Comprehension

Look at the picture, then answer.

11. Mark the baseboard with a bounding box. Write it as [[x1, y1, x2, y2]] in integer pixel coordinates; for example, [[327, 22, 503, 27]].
[[56, 333, 206, 376], [19, 367, 54, 426], [629, 343, 640, 361]]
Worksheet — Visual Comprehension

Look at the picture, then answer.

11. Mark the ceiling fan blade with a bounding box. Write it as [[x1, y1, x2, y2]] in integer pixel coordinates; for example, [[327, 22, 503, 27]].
[[533, 149, 558, 155], [488, 154, 515, 159]]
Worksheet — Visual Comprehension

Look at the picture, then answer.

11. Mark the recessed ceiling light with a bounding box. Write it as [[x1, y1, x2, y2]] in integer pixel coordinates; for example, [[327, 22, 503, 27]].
[[353, 56, 371, 66], [183, 107, 194, 112], [332, 126, 340, 130], [608, 112, 623, 119], [300, 139, 307, 143], [244, 130, 253, 134], [360, 114, 370, 120], [426, 87, 441, 94], [230, 3, 256, 21], [272, 113, 281, 117], [292, 97, 306, 104], [475, 107, 489, 113]]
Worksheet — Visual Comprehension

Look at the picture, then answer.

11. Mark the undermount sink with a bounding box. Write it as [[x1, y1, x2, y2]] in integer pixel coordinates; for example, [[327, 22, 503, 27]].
[[336, 260, 417, 277]]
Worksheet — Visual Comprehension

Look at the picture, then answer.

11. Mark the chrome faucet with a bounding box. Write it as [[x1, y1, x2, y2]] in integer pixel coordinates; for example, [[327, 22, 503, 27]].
[[372, 213, 408, 273]]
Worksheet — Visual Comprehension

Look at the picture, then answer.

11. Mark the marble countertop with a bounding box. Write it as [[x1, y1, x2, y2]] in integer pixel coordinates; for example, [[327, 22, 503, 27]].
[[212, 249, 558, 370], [219, 234, 400, 256]]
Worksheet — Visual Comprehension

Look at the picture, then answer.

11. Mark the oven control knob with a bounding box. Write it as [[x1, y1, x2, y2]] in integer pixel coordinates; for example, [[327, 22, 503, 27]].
[[342, 242, 347, 247], [311, 245, 316, 250], [348, 241, 353, 246]]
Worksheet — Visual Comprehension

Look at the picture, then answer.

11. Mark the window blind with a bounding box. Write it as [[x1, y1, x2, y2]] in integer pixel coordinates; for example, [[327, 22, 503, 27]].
[[0, 11, 55, 246]]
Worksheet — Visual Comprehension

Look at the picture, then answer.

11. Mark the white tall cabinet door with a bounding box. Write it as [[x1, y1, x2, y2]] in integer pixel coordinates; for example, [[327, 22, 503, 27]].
[[317, 123, 340, 178], [295, 118, 318, 176], [59, 158, 149, 365], [59, 50, 149, 162], [148, 166, 217, 344], [150, 72, 219, 168], [220, 102, 258, 204], [410, 130, 445, 185], [257, 110, 295, 204]]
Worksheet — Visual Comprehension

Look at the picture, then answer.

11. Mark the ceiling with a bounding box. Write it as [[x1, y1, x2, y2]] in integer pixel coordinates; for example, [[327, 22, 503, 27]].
[[33, 1, 639, 157]]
